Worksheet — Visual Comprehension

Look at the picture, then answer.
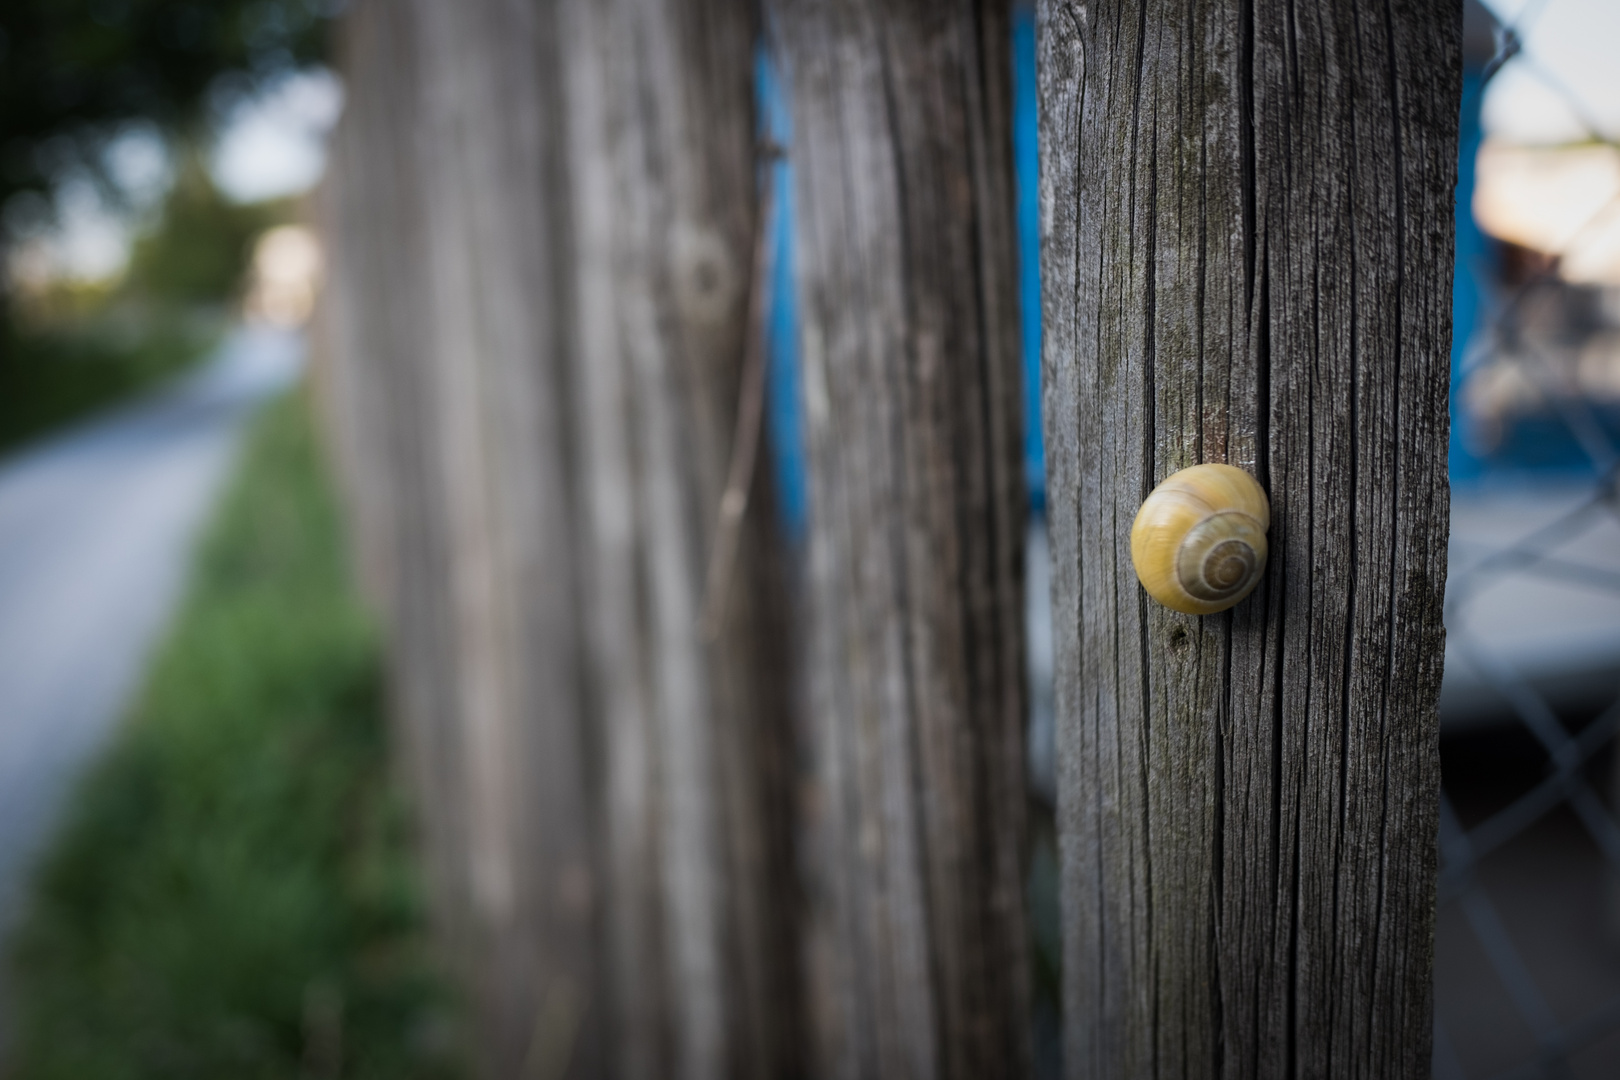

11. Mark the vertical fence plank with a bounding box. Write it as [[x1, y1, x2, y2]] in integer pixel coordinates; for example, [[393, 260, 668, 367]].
[[401, 6, 599, 1066], [323, 1, 801, 1077], [1037, 0, 1459, 1076], [559, 0, 802, 1076], [773, 2, 1031, 1076], [321, 0, 488, 1023], [322, 1, 600, 1075]]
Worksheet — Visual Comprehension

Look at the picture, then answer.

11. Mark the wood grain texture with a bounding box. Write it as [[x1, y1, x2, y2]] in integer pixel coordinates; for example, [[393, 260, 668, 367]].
[[323, 2, 601, 1076], [772, 2, 1031, 1076], [320, 0, 485, 1028], [559, 0, 803, 1076], [1036, 0, 1459, 1076], [322, 1, 805, 1077]]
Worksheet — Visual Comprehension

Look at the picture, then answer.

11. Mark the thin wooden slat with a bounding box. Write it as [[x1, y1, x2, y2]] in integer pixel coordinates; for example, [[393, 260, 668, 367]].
[[773, 2, 1032, 1076], [560, 0, 803, 1076], [321, 1, 599, 1074]]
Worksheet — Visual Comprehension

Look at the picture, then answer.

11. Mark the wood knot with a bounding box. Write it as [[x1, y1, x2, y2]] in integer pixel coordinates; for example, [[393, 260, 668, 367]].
[[672, 223, 739, 326]]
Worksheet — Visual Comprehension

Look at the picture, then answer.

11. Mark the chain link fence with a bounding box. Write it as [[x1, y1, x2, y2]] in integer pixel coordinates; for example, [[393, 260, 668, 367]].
[[1433, 3, 1620, 1077]]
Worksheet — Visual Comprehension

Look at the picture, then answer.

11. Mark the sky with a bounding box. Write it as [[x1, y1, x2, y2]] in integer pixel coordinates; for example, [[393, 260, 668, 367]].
[[211, 69, 345, 203]]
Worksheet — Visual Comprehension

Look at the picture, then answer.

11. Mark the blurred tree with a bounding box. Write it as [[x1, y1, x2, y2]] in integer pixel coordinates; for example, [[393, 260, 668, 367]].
[[0, 156, 288, 451], [0, 0, 334, 206], [0, 0, 336, 416], [124, 150, 285, 307]]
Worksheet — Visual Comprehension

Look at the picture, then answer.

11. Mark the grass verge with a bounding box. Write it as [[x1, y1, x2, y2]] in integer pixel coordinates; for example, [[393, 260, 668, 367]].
[[4, 392, 461, 1080], [0, 314, 218, 457]]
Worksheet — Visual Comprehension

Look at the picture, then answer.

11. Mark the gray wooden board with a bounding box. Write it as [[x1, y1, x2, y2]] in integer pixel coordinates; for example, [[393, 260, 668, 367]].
[[1037, 0, 1459, 1076], [323, 2, 601, 1074], [774, 1, 1032, 1076], [322, 1, 804, 1077], [559, 0, 802, 1076]]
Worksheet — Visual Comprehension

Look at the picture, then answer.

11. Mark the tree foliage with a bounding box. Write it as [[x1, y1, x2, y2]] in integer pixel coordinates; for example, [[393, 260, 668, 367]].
[[0, 2, 330, 444], [124, 153, 286, 305], [0, 0, 335, 211]]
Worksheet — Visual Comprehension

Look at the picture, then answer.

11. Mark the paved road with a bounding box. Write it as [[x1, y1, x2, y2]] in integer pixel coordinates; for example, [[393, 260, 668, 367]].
[[0, 327, 301, 1051]]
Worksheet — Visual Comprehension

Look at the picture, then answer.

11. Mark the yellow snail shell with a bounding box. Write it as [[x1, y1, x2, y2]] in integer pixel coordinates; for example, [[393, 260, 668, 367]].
[[1130, 463, 1270, 615]]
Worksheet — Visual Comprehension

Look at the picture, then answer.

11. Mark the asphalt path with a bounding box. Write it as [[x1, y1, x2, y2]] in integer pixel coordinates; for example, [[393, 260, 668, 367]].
[[0, 327, 301, 1054]]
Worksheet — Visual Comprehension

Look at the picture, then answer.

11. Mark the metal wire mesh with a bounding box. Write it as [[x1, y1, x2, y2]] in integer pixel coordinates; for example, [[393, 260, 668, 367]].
[[1434, 4, 1620, 1076]]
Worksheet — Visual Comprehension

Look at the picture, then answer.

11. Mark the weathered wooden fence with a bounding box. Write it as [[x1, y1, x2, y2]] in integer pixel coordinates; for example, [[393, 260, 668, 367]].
[[315, 0, 1461, 1076], [318, 0, 1028, 1076]]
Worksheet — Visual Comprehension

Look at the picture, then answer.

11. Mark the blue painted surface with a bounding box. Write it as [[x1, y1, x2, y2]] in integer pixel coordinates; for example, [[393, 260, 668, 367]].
[[1451, 71, 1492, 486], [757, 49, 809, 540], [1013, 7, 1045, 510]]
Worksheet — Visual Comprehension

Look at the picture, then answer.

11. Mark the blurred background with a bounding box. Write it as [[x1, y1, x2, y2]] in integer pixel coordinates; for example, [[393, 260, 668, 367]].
[[1, 0, 1618, 1078], [1393, 1, 1620, 1076], [0, 4, 459, 1078]]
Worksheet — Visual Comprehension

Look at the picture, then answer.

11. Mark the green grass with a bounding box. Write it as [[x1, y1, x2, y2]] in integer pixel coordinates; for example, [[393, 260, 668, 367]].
[[4, 393, 463, 1080], [0, 313, 218, 457]]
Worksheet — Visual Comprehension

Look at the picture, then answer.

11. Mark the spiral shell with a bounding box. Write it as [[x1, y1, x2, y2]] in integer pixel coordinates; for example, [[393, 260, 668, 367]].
[[1130, 463, 1270, 615]]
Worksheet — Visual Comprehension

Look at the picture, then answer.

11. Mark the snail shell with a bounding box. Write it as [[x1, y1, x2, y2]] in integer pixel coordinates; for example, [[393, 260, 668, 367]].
[[1130, 463, 1270, 615]]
